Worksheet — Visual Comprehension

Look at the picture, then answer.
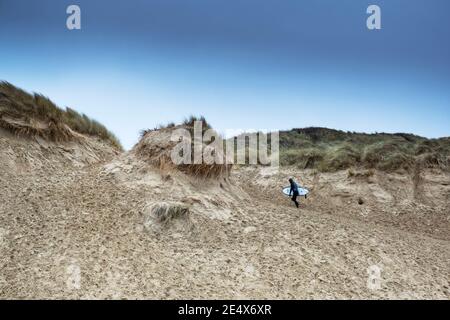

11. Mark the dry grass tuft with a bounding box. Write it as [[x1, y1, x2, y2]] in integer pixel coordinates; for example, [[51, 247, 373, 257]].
[[348, 169, 374, 179], [148, 202, 190, 224], [143, 202, 193, 232], [135, 117, 232, 178]]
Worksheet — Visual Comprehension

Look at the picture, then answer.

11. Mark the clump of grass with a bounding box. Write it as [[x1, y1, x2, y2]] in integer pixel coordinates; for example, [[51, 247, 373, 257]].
[[147, 202, 190, 224], [135, 116, 232, 178], [143, 201, 193, 233], [139, 115, 210, 139], [140, 122, 176, 137], [347, 168, 375, 178], [182, 115, 212, 137], [0, 81, 122, 150]]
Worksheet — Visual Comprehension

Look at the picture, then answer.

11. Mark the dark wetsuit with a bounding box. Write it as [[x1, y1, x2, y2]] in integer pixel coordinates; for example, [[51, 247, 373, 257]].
[[289, 181, 300, 208]]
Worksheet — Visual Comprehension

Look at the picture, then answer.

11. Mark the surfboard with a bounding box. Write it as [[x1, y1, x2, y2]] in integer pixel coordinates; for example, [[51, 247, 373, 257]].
[[282, 186, 309, 197]]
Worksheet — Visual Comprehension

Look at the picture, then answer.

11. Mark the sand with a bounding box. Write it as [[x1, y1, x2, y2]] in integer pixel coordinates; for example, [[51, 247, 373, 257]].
[[0, 130, 449, 299]]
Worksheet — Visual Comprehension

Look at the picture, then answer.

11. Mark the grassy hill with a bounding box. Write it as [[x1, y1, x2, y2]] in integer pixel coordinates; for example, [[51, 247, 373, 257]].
[[280, 127, 449, 172], [173, 119, 449, 173], [0, 81, 122, 150]]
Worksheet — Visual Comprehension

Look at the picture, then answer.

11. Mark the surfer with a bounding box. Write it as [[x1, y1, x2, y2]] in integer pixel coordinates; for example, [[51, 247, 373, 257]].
[[288, 178, 300, 208]]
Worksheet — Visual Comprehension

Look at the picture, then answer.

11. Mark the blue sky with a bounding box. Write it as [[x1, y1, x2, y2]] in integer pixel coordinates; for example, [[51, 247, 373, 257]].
[[1, 0, 449, 149]]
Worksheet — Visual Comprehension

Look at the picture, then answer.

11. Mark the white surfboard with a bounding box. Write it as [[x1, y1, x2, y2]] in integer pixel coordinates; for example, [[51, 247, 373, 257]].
[[282, 186, 309, 197]]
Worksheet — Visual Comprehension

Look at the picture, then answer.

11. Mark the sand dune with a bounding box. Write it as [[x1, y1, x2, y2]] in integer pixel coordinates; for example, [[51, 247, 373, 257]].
[[1, 127, 449, 299]]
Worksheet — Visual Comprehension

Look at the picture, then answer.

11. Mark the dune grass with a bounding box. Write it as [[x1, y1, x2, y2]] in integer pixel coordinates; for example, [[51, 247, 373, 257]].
[[136, 115, 232, 178], [3, 80, 446, 173], [0, 81, 122, 150], [145, 121, 449, 173], [280, 127, 449, 172]]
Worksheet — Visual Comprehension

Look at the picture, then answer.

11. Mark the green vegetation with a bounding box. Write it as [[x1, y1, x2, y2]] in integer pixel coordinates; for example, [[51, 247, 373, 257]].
[[0, 81, 122, 150], [151, 120, 449, 173], [280, 127, 449, 172], [136, 115, 231, 178], [3, 80, 446, 173], [140, 115, 212, 139]]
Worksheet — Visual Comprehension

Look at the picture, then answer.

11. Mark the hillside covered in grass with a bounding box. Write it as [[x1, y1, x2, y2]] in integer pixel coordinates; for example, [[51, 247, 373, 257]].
[[0, 81, 122, 150], [280, 127, 450, 172], [163, 118, 449, 173]]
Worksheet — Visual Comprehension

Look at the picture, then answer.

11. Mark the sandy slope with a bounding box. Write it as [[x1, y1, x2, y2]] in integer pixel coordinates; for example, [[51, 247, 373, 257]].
[[0, 131, 449, 299]]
